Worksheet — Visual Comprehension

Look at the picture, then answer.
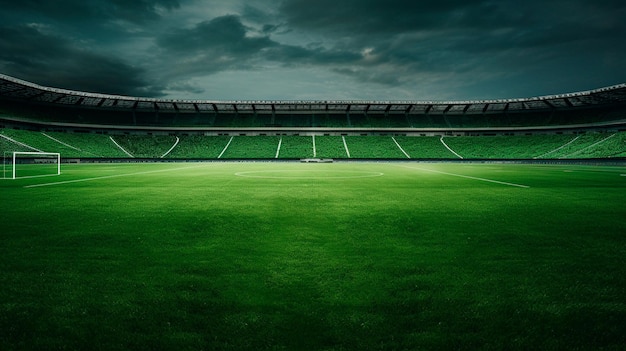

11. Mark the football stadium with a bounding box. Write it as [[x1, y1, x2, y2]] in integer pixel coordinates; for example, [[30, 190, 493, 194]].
[[1, 72, 626, 350]]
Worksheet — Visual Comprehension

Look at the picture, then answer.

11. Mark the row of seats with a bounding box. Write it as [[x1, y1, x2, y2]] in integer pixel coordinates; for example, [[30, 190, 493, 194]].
[[2, 129, 625, 159]]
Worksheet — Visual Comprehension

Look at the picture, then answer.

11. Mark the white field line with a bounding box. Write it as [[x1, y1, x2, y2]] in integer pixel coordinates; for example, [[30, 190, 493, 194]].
[[13, 173, 62, 180], [440, 137, 463, 159], [392, 137, 411, 159], [275, 136, 282, 159], [218, 136, 234, 159], [342, 136, 351, 158], [160, 136, 180, 158], [563, 133, 616, 158], [0, 134, 41, 152], [23, 164, 207, 189], [235, 170, 384, 179], [534, 135, 580, 159], [397, 165, 530, 188], [312, 135, 317, 158], [109, 136, 134, 158], [41, 133, 81, 151]]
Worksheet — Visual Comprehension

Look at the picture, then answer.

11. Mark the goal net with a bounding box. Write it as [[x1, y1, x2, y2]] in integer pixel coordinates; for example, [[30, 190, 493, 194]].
[[2, 152, 61, 179]]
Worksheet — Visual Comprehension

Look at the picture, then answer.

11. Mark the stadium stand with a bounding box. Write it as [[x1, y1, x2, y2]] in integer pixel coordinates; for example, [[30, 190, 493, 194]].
[[219, 136, 281, 159], [393, 136, 458, 159], [277, 136, 316, 159], [1, 73, 625, 160], [1, 128, 87, 158], [166, 135, 231, 159], [110, 135, 179, 159], [343, 136, 407, 158], [313, 136, 350, 159], [42, 131, 129, 158], [2, 129, 626, 160]]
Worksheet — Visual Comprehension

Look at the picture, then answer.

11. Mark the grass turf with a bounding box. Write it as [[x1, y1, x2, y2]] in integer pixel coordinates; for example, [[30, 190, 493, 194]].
[[1, 162, 625, 350]]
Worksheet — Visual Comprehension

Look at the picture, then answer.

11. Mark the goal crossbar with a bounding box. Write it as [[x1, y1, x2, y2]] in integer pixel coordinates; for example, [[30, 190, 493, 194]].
[[4, 152, 61, 179]]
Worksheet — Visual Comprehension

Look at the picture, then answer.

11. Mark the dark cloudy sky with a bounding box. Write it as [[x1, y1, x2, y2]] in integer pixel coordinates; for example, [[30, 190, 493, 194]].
[[1, 0, 625, 100]]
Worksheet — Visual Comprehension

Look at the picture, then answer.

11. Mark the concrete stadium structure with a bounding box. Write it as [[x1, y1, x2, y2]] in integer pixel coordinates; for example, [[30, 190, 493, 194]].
[[1, 73, 625, 136]]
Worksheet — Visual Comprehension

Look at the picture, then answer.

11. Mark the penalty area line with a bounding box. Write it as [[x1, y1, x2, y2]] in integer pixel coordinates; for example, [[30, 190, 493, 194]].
[[397, 165, 530, 188], [23, 165, 207, 188]]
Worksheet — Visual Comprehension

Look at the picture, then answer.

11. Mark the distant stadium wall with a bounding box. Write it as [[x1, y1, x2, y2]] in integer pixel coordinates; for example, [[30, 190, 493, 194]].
[[1, 73, 626, 136]]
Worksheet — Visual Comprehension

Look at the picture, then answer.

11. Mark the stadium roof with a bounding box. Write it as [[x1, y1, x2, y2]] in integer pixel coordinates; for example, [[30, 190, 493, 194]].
[[1, 73, 626, 116]]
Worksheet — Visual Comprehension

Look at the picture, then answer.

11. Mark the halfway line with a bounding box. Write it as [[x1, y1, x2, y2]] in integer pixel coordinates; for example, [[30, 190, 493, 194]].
[[397, 165, 530, 188], [24, 164, 207, 188]]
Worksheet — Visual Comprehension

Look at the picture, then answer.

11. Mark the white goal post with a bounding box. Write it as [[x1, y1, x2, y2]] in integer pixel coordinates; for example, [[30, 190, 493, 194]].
[[3, 152, 61, 179]]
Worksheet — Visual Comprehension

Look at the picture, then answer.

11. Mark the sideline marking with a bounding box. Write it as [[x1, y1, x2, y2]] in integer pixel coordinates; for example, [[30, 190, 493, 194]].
[[24, 165, 207, 188], [398, 165, 530, 188], [235, 170, 384, 179]]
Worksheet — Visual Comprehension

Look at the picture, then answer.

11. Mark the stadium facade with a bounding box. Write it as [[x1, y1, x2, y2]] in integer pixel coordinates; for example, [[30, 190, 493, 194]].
[[1, 73, 625, 136]]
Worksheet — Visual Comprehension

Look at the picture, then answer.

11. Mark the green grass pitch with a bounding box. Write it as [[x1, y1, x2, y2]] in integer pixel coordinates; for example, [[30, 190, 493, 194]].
[[1, 162, 625, 350]]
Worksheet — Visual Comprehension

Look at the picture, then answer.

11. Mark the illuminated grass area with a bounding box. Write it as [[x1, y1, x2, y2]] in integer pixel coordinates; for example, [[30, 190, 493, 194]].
[[1, 162, 625, 350]]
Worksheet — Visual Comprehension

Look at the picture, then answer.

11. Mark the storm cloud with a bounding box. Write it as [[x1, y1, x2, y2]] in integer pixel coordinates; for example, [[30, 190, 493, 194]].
[[0, 25, 161, 96], [0, 0, 181, 24], [0, 0, 624, 100]]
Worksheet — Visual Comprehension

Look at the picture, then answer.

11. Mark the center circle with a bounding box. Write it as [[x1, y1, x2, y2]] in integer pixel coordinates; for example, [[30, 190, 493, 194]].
[[234, 170, 384, 179]]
